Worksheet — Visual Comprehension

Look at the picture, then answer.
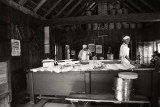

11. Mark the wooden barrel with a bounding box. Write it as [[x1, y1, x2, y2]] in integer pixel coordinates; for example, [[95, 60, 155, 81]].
[[115, 3, 120, 9], [87, 24, 91, 30], [137, 23, 142, 28], [104, 23, 108, 30], [93, 23, 98, 30], [109, 9, 115, 15], [115, 23, 122, 29], [122, 8, 128, 14], [116, 9, 122, 14], [86, 11, 92, 16], [109, 23, 115, 30], [108, 4, 113, 10], [130, 23, 136, 29], [122, 22, 129, 29]]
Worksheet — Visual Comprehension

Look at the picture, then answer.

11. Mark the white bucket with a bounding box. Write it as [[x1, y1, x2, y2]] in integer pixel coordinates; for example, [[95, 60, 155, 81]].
[[107, 54, 114, 60]]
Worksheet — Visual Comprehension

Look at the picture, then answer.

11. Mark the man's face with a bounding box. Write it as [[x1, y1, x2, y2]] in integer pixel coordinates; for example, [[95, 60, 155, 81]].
[[124, 39, 130, 45]]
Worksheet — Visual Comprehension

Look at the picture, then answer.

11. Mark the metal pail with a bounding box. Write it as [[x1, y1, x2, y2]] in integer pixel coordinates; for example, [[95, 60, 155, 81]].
[[114, 77, 133, 91], [113, 76, 133, 101], [114, 89, 133, 101]]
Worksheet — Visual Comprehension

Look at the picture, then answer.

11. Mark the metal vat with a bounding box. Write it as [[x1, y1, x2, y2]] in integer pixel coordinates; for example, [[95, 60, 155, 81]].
[[114, 88, 133, 101], [113, 76, 133, 101]]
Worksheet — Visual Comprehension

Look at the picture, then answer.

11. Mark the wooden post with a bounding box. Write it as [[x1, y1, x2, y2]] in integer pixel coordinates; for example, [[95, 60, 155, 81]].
[[151, 69, 158, 107], [27, 71, 35, 104], [85, 71, 91, 93]]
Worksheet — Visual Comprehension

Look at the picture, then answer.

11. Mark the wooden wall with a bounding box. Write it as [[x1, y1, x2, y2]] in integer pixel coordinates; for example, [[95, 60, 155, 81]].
[[144, 22, 160, 41], [0, 2, 44, 106], [52, 28, 143, 60]]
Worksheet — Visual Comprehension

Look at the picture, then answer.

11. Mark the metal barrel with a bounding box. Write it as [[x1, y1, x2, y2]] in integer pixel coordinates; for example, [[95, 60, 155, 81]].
[[113, 76, 133, 101]]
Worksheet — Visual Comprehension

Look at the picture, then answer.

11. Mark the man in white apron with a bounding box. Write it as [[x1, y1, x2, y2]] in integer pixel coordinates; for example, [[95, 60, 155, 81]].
[[119, 36, 134, 65], [78, 44, 91, 61]]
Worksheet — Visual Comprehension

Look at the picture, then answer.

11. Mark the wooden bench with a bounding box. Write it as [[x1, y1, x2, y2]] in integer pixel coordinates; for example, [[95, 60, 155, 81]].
[[65, 93, 150, 107]]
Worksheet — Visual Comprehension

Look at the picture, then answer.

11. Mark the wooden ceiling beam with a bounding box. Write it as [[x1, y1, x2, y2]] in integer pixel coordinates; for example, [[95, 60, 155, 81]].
[[80, 3, 97, 16], [64, 0, 83, 17], [44, 0, 62, 17], [33, 0, 47, 12], [80, 2, 93, 16], [39, 13, 160, 26], [56, 0, 73, 17], [87, 2, 96, 10], [0, 0, 45, 20], [119, 1, 137, 13], [18, 0, 28, 5], [90, 4, 97, 10], [140, 0, 158, 12], [73, 1, 88, 16], [126, 0, 145, 13]]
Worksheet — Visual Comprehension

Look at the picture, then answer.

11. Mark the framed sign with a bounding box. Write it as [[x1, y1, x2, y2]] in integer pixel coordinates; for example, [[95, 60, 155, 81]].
[[88, 44, 95, 52], [96, 45, 102, 54], [11, 39, 21, 56]]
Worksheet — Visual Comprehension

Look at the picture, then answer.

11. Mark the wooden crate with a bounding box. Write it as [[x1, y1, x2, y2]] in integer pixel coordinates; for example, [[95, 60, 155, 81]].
[[0, 95, 10, 107]]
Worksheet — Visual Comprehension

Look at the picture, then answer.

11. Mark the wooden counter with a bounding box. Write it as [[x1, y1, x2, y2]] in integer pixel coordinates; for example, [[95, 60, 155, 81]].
[[26, 67, 157, 105]]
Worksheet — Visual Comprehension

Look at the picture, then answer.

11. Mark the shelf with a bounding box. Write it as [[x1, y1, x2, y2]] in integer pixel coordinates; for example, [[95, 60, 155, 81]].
[[66, 93, 150, 104]]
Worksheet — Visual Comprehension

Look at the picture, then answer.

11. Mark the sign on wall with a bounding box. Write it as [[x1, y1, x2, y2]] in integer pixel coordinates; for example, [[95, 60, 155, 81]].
[[11, 39, 21, 56], [96, 45, 102, 54], [88, 44, 95, 52]]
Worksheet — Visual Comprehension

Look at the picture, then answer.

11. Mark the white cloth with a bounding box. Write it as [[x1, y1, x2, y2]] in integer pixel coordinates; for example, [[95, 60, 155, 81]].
[[119, 43, 130, 64]]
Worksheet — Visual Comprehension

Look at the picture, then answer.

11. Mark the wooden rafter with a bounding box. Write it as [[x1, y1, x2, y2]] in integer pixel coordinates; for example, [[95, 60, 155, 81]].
[[73, 1, 88, 16], [0, 0, 45, 20], [33, 0, 47, 12], [80, 2, 93, 16], [18, 0, 28, 5], [64, 0, 83, 17], [87, 2, 96, 10], [126, 0, 145, 13], [119, 0, 137, 13], [38, 13, 160, 26], [56, 0, 73, 17], [90, 4, 97, 10], [44, 0, 62, 17], [140, 0, 157, 12]]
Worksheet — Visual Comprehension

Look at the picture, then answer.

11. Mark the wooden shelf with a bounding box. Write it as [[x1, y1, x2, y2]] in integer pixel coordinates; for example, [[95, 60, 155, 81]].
[[66, 93, 150, 104]]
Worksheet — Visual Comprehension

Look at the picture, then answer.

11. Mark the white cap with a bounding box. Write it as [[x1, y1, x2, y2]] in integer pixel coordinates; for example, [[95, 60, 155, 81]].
[[123, 36, 130, 40], [83, 44, 87, 48]]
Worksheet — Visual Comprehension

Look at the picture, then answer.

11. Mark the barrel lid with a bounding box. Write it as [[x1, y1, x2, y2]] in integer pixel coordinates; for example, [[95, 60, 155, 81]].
[[118, 72, 138, 79], [42, 59, 54, 63]]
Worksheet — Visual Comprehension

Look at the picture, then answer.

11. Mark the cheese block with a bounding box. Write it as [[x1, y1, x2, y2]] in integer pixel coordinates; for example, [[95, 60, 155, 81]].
[[118, 72, 138, 79]]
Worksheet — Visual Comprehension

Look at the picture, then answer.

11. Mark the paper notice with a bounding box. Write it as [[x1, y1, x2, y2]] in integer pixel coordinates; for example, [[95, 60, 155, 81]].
[[96, 45, 102, 53]]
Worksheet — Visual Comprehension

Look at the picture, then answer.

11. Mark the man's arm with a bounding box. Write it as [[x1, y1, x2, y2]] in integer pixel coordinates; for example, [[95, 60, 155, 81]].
[[125, 56, 134, 65], [78, 50, 82, 60]]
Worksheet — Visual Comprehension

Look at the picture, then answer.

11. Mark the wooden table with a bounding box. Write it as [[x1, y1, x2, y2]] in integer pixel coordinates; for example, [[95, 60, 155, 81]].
[[66, 93, 150, 107]]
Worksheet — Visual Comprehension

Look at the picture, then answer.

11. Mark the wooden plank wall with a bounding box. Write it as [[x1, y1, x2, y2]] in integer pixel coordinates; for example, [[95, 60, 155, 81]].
[[53, 28, 143, 60], [144, 22, 160, 41], [0, 2, 44, 107]]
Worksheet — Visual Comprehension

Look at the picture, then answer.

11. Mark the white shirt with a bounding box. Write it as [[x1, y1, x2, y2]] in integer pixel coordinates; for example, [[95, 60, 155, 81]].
[[119, 43, 130, 64], [81, 51, 87, 60], [78, 50, 90, 61]]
